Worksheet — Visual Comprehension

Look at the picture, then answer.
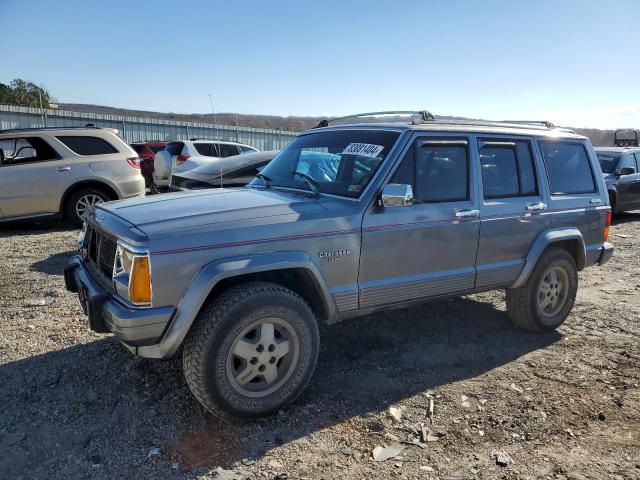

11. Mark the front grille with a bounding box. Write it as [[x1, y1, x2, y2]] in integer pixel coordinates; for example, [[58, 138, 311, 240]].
[[86, 225, 117, 279]]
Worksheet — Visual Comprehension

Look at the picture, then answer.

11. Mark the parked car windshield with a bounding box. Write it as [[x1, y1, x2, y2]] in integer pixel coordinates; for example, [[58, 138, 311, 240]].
[[596, 152, 620, 173], [251, 129, 400, 198]]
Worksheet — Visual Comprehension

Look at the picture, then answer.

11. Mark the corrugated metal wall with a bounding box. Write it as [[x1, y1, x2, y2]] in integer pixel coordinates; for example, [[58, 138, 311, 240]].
[[0, 105, 299, 151]]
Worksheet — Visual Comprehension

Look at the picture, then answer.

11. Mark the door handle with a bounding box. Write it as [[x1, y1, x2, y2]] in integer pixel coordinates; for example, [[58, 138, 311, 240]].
[[455, 208, 479, 218], [526, 202, 547, 211], [56, 167, 71, 172]]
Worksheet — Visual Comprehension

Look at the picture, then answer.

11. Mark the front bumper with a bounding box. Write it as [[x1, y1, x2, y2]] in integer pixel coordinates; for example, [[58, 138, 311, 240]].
[[64, 256, 174, 347]]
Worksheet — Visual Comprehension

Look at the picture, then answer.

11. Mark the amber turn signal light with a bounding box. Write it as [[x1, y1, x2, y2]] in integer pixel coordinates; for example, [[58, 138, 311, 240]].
[[130, 256, 151, 304]]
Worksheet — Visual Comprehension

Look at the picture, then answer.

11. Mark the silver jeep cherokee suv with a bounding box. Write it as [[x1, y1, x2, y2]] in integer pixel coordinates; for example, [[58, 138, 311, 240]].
[[65, 112, 614, 418]]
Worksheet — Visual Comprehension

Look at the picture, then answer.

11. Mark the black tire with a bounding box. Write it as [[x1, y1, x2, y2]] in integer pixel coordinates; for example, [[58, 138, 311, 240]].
[[182, 281, 320, 419], [64, 187, 111, 227], [506, 247, 578, 332], [609, 192, 617, 214]]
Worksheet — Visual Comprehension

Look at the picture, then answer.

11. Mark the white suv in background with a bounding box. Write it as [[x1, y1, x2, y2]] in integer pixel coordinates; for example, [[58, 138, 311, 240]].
[[153, 140, 258, 187], [0, 126, 145, 226]]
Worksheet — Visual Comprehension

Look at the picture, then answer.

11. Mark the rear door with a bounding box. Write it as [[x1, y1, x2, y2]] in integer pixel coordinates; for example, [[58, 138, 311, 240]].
[[475, 136, 548, 288], [359, 134, 480, 309]]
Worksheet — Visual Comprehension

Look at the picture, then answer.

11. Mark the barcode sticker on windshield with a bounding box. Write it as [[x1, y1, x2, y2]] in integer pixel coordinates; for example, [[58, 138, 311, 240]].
[[342, 143, 384, 158]]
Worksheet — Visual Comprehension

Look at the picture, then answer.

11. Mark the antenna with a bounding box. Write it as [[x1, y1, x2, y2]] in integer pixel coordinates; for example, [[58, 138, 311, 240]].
[[208, 93, 223, 189]]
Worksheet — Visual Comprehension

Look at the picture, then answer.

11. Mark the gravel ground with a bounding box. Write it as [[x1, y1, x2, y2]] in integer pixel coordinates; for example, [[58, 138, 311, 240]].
[[1, 213, 639, 480]]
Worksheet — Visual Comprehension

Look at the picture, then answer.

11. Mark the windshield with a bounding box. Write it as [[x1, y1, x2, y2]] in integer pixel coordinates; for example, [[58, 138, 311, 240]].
[[250, 129, 400, 198], [596, 153, 620, 173]]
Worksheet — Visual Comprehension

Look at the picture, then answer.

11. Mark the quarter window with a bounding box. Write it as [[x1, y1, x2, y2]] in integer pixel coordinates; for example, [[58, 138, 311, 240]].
[[479, 140, 537, 198], [57, 136, 118, 155], [391, 140, 469, 203], [539, 142, 596, 195]]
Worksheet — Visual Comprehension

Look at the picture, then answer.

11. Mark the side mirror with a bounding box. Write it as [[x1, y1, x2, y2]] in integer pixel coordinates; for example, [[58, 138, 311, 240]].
[[620, 166, 636, 176], [381, 183, 414, 207]]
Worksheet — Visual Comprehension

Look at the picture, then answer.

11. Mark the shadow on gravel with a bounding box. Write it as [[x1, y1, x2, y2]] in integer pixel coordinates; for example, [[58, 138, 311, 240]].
[[612, 210, 640, 226], [0, 295, 561, 478], [0, 218, 77, 237], [30, 250, 76, 276]]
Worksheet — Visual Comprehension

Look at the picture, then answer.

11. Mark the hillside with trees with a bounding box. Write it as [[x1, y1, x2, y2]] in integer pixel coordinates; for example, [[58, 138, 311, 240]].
[[0, 78, 617, 145]]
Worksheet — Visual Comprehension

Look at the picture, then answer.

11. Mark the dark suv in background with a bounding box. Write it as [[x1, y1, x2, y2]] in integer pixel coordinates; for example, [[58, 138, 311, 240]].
[[595, 147, 640, 213]]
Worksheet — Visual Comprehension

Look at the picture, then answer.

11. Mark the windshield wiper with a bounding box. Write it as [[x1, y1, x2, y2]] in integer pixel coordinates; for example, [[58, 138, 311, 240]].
[[291, 171, 320, 195], [254, 172, 272, 187]]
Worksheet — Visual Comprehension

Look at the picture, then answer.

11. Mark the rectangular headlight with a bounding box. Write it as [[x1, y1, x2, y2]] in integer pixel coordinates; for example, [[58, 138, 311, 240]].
[[113, 243, 152, 306]]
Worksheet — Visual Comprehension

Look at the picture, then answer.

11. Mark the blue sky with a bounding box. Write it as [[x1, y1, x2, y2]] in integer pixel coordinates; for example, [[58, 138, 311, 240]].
[[1, 0, 639, 128]]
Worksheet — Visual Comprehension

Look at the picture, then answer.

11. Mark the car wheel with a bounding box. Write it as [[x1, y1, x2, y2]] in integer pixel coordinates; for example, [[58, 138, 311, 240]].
[[65, 187, 110, 227], [182, 281, 320, 419], [506, 247, 578, 332]]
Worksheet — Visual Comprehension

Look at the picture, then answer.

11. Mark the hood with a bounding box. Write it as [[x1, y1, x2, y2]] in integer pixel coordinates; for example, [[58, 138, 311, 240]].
[[97, 187, 325, 235]]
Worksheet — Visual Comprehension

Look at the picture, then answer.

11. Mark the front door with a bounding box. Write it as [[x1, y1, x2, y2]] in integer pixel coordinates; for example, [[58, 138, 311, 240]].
[[358, 135, 480, 309], [616, 153, 640, 208], [0, 135, 70, 218]]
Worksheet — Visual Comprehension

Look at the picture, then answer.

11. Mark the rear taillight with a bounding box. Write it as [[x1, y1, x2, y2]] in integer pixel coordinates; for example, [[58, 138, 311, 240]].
[[176, 154, 190, 165], [604, 210, 612, 242], [127, 157, 141, 169]]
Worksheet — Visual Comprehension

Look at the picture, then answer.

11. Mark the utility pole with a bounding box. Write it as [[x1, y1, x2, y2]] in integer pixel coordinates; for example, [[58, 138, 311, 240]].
[[38, 89, 47, 127]]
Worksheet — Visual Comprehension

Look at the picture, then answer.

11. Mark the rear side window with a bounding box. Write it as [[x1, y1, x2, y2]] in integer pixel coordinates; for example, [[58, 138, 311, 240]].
[[219, 144, 240, 158], [539, 142, 596, 195], [479, 139, 537, 198], [57, 136, 118, 155], [194, 143, 218, 156], [239, 145, 258, 154], [166, 142, 185, 155]]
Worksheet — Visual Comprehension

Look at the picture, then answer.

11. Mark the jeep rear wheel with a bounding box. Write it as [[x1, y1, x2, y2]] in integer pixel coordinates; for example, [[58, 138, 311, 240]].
[[182, 281, 319, 419], [506, 247, 578, 332]]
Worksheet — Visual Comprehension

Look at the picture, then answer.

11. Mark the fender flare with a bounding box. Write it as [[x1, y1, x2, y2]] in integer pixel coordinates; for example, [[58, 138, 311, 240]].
[[510, 227, 586, 289], [136, 251, 335, 359]]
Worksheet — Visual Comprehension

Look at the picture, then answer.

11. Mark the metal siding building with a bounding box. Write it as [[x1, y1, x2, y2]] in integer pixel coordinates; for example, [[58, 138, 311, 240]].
[[0, 105, 299, 151]]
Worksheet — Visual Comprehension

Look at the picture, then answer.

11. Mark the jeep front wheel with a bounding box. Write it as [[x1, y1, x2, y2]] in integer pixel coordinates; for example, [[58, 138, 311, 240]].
[[182, 281, 319, 418], [506, 247, 578, 332]]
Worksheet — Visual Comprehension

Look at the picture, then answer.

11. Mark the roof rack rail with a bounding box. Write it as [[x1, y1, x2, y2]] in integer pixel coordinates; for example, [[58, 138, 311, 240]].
[[501, 120, 556, 128], [315, 110, 434, 128], [0, 125, 101, 134]]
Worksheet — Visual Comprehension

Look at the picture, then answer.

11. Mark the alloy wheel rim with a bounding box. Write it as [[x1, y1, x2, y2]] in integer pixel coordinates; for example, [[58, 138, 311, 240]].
[[537, 266, 569, 317], [75, 194, 104, 220], [226, 318, 299, 398]]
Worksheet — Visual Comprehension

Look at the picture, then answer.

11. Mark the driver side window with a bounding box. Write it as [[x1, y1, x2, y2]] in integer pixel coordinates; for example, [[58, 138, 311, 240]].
[[0, 136, 59, 165], [390, 139, 470, 203], [620, 155, 636, 173]]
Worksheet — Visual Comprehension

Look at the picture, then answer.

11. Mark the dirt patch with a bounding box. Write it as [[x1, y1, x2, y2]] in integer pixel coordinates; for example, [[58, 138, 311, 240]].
[[1, 213, 639, 479]]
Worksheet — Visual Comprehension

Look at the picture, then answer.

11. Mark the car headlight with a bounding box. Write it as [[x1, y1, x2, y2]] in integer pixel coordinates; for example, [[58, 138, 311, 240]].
[[113, 242, 152, 306]]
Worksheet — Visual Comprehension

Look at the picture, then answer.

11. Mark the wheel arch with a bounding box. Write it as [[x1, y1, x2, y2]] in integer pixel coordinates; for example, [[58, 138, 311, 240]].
[[511, 227, 586, 288], [136, 251, 336, 359], [59, 180, 120, 217]]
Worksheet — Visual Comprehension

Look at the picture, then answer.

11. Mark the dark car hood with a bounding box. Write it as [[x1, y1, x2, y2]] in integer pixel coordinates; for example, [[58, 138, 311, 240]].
[[97, 188, 325, 236]]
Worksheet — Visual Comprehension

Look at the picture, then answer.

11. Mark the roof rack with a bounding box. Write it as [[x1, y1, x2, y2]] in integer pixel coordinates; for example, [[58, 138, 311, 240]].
[[315, 110, 434, 128], [501, 120, 556, 128], [0, 125, 101, 134]]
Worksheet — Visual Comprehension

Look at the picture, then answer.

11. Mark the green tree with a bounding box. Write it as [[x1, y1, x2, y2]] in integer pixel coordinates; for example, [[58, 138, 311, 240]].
[[0, 79, 51, 108]]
